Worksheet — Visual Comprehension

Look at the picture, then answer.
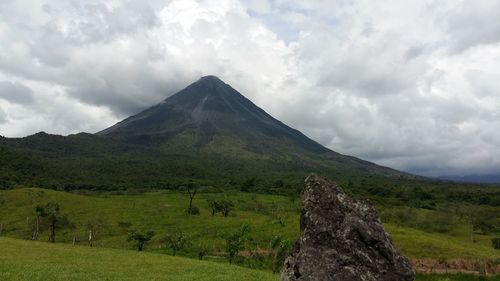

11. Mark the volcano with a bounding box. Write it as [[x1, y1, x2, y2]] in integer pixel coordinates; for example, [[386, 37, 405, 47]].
[[98, 76, 328, 153], [0, 76, 411, 189]]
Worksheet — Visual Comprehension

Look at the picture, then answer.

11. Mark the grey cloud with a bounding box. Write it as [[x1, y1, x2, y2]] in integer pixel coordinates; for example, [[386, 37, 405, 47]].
[[465, 70, 500, 98], [30, 1, 158, 67], [0, 106, 6, 123], [1, 0, 500, 177], [445, 1, 500, 53], [0, 81, 35, 104]]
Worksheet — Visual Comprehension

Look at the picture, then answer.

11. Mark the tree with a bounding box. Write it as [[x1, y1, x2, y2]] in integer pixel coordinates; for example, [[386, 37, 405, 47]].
[[207, 199, 220, 216], [36, 202, 70, 243], [219, 199, 234, 217], [287, 185, 301, 204], [161, 232, 189, 256], [197, 244, 208, 260], [240, 178, 256, 192], [128, 230, 155, 251], [86, 216, 106, 247], [31, 205, 43, 241], [492, 238, 500, 250], [185, 183, 200, 215], [207, 198, 234, 217], [225, 224, 250, 264], [270, 237, 291, 273]]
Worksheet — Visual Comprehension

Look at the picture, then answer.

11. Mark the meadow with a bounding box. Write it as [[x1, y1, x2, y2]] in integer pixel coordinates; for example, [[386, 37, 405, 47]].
[[0, 187, 498, 279]]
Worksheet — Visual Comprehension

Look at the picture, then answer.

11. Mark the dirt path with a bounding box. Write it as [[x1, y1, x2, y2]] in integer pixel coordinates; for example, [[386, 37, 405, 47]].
[[411, 259, 500, 276]]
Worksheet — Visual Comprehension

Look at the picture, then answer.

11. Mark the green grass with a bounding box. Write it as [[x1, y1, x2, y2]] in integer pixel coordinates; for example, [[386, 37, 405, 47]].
[[386, 224, 497, 260], [0, 188, 497, 263], [0, 237, 277, 281], [0, 237, 497, 281]]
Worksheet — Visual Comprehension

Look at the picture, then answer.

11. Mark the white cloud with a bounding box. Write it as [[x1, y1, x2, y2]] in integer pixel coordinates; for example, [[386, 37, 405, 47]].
[[0, 0, 499, 176]]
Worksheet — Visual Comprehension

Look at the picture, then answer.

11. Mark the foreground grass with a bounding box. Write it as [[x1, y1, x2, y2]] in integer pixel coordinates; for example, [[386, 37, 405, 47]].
[[0, 237, 277, 281], [0, 237, 497, 281]]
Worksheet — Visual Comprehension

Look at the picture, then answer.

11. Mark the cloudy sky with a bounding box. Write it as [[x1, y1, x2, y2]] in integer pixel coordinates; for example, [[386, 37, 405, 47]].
[[0, 0, 499, 177]]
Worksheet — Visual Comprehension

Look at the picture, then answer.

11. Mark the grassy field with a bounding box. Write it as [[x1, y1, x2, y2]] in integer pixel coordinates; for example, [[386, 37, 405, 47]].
[[0, 187, 497, 263], [0, 237, 277, 281], [0, 237, 498, 281]]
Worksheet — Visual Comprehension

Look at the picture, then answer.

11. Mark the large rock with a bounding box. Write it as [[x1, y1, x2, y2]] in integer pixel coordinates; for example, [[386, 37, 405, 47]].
[[281, 174, 414, 281]]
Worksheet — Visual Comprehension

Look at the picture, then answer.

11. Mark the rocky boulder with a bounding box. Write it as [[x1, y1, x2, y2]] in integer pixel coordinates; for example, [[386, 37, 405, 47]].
[[281, 174, 414, 281]]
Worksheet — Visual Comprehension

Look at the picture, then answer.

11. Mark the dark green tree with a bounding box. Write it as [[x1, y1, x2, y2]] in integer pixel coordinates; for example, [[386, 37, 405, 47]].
[[492, 238, 500, 250], [219, 199, 234, 217], [197, 245, 208, 260], [36, 202, 70, 243], [240, 178, 256, 192], [207, 199, 220, 216], [128, 230, 155, 251], [185, 183, 200, 215], [207, 198, 234, 217]]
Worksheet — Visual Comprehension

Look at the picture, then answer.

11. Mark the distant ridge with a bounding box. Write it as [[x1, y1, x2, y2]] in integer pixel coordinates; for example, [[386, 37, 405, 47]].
[[439, 174, 500, 184]]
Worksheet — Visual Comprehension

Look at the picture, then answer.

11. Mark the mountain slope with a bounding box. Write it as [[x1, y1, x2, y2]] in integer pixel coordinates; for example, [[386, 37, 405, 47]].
[[0, 76, 412, 190]]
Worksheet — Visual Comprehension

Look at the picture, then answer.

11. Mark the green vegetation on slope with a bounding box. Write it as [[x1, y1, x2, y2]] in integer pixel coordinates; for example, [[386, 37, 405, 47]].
[[1, 133, 499, 211], [0, 188, 497, 266]]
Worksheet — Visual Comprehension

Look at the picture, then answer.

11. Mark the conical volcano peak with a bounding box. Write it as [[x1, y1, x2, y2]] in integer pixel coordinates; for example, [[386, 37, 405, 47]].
[[188, 75, 228, 93], [198, 75, 224, 83], [163, 75, 236, 105], [97, 76, 331, 153]]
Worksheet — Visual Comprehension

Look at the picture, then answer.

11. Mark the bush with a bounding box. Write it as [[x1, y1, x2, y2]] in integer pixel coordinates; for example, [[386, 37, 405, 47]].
[[492, 238, 500, 250], [185, 206, 200, 215]]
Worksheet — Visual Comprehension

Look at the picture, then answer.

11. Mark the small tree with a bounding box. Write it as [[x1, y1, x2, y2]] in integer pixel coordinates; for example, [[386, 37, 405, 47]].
[[197, 245, 208, 260], [207, 199, 234, 217], [270, 237, 291, 273], [36, 202, 70, 243], [162, 232, 189, 256], [225, 224, 250, 264], [128, 230, 155, 251], [207, 199, 220, 216], [219, 199, 234, 217], [185, 183, 200, 215]]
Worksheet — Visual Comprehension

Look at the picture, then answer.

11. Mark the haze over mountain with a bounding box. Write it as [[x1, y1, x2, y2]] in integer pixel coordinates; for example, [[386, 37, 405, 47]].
[[0, 76, 411, 190], [440, 174, 500, 184]]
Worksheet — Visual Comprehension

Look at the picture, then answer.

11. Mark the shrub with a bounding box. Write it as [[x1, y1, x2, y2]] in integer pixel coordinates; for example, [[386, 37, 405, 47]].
[[492, 238, 500, 250], [185, 206, 200, 215]]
